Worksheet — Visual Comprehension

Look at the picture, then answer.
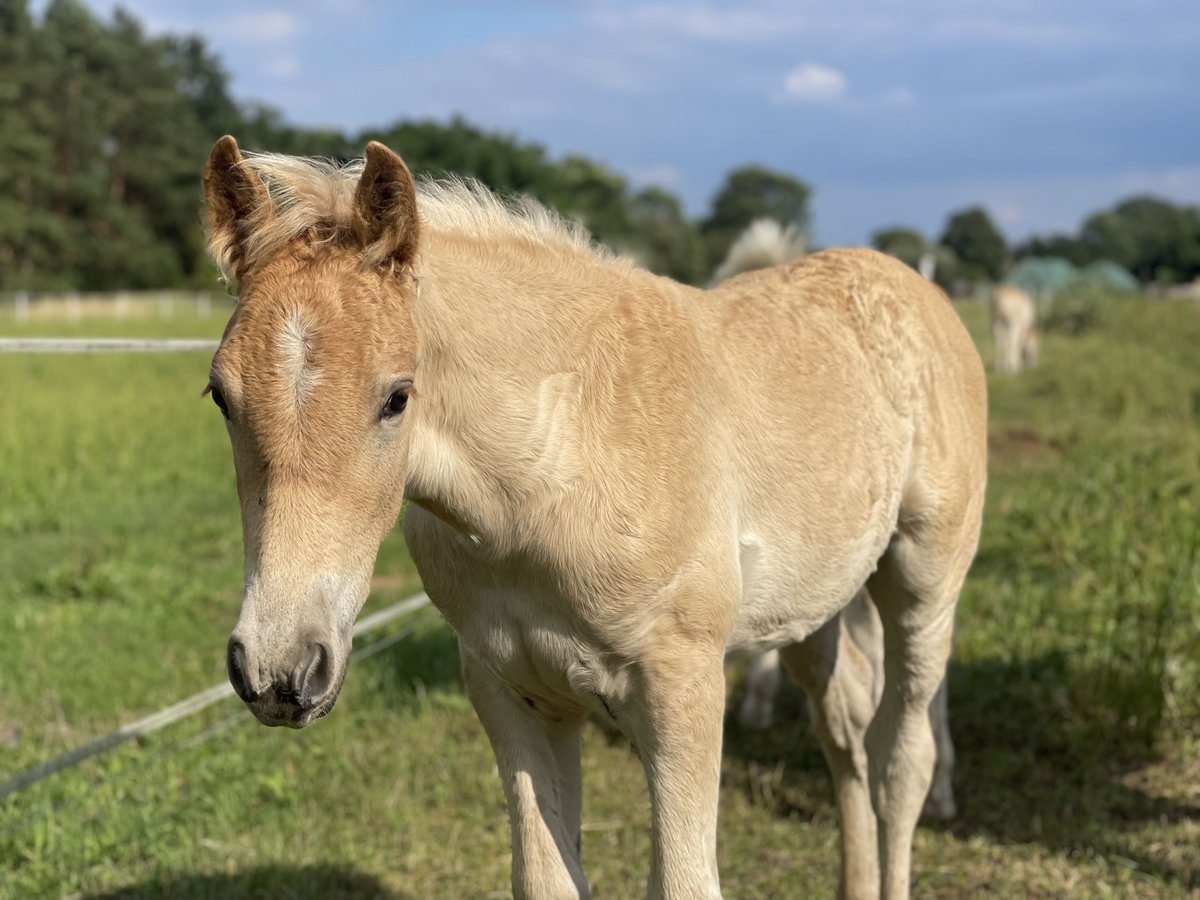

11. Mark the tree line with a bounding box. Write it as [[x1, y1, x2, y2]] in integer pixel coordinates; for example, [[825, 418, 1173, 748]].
[[874, 197, 1200, 294], [0, 0, 810, 291], [3, 0, 1197, 293]]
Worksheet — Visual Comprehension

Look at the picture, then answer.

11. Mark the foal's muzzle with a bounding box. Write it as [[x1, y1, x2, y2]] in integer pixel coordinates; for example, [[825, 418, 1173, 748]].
[[227, 637, 340, 728]]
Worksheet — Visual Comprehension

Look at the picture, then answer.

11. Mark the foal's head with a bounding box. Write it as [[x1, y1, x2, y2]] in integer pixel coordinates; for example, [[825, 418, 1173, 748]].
[[203, 136, 420, 727]]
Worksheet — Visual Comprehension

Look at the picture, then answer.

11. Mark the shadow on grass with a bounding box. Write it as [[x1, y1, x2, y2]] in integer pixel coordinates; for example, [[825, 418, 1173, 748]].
[[723, 651, 1200, 890], [89, 863, 398, 899], [349, 616, 464, 709]]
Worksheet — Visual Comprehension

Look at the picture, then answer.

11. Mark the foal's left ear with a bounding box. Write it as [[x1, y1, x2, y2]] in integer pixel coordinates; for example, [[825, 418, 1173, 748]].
[[355, 142, 420, 269]]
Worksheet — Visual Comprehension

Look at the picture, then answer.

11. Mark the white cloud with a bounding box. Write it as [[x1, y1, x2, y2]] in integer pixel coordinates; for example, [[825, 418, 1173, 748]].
[[218, 11, 301, 44], [263, 56, 301, 79], [881, 86, 916, 107], [630, 165, 682, 189], [1116, 165, 1200, 199], [588, 5, 806, 45], [996, 204, 1022, 225], [781, 63, 847, 102], [932, 18, 1104, 46]]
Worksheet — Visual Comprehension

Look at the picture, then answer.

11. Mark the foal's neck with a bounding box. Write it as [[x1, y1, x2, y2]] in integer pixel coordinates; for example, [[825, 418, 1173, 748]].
[[404, 228, 663, 548]]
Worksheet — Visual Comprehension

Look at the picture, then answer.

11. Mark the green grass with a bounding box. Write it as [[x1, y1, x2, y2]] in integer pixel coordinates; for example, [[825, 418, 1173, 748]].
[[1, 296, 1198, 897]]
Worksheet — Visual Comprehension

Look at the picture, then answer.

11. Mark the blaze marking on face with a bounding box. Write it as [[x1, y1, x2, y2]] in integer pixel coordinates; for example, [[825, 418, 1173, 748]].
[[277, 308, 321, 406]]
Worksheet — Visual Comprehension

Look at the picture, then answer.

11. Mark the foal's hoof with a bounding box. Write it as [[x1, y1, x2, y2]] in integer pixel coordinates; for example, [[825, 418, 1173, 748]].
[[736, 697, 775, 731]]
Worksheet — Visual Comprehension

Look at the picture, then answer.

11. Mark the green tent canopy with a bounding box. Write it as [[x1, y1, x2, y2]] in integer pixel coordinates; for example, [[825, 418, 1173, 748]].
[[1005, 257, 1079, 296], [1079, 260, 1139, 292]]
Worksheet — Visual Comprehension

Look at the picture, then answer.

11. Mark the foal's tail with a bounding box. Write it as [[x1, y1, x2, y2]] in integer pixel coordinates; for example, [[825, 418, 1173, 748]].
[[711, 218, 808, 285]]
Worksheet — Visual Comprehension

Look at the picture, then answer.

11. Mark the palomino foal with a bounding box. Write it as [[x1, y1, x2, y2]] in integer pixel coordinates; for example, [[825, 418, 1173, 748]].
[[203, 137, 987, 899]]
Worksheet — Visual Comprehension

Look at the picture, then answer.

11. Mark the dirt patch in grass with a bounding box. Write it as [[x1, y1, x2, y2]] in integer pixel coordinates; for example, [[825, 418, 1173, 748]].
[[988, 426, 1065, 466]]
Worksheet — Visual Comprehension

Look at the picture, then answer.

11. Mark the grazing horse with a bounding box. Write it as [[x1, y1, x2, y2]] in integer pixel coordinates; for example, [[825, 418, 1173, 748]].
[[991, 283, 1039, 373], [203, 137, 987, 899], [714, 220, 959, 823]]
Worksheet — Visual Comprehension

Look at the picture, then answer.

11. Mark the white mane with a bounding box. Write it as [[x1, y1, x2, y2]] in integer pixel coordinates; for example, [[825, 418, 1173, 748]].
[[225, 151, 600, 278]]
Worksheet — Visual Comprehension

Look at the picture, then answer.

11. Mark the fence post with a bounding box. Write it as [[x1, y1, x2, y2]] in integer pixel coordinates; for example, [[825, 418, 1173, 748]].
[[15, 291, 29, 322]]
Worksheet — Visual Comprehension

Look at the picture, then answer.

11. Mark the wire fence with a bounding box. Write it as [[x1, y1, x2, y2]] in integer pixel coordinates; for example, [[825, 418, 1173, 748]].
[[0, 594, 433, 837]]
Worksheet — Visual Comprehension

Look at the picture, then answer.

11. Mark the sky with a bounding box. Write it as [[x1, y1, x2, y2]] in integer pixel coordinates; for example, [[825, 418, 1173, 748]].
[[80, 0, 1200, 247]]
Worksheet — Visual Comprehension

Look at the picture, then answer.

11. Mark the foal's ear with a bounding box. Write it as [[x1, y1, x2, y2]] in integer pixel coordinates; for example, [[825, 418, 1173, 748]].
[[203, 135, 272, 283], [355, 142, 420, 269]]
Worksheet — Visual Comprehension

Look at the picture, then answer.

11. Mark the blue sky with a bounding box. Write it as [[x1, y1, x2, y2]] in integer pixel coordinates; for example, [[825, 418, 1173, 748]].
[[83, 0, 1200, 246]]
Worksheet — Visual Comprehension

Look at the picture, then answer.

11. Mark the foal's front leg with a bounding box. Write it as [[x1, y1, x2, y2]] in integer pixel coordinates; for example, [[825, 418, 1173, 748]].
[[629, 643, 727, 900], [460, 644, 588, 899]]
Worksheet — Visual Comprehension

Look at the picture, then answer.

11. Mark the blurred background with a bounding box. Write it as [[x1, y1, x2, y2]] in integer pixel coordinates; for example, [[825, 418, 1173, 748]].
[[3, 0, 1198, 292], [1, 2, 1197, 897]]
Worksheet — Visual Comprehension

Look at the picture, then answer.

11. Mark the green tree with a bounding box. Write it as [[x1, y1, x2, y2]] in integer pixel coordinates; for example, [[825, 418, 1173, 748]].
[[870, 226, 927, 270], [1013, 233, 1093, 267], [1081, 196, 1200, 284], [939, 206, 1007, 282], [701, 165, 811, 273], [0, 3, 708, 290], [0, 0, 58, 287], [625, 187, 705, 284], [0, 0, 223, 288], [164, 34, 244, 140]]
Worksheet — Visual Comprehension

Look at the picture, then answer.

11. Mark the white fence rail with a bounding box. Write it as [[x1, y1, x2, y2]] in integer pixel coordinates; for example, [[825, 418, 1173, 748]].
[[0, 338, 220, 353], [0, 290, 233, 323]]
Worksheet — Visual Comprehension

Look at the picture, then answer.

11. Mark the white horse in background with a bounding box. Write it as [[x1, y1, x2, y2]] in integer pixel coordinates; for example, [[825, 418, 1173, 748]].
[[991, 283, 1039, 373], [717, 220, 958, 822]]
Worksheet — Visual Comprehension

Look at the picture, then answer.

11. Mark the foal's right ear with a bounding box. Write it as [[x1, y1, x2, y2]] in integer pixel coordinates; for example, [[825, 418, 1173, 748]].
[[203, 135, 272, 283]]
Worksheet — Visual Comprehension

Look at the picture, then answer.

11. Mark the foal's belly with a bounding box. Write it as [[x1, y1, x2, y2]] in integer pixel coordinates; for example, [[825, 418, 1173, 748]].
[[724, 537, 871, 654], [724, 487, 903, 654]]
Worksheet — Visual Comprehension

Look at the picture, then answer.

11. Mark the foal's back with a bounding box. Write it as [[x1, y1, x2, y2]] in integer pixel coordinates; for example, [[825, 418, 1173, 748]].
[[691, 248, 986, 650]]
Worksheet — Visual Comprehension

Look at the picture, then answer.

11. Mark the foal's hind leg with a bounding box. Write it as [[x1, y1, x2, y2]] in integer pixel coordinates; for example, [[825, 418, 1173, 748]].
[[781, 597, 881, 900], [737, 648, 782, 730], [921, 675, 956, 821], [865, 524, 977, 899], [845, 589, 956, 824]]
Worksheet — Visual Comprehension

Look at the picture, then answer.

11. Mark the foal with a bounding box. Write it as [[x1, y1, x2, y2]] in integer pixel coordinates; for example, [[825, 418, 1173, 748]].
[[204, 137, 987, 899]]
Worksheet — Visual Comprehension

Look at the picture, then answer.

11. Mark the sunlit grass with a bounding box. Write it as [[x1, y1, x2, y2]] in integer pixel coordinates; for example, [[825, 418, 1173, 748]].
[[1, 296, 1197, 897]]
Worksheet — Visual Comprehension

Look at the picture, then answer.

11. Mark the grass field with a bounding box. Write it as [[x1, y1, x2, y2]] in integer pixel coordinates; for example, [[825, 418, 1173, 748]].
[[1, 295, 1198, 898]]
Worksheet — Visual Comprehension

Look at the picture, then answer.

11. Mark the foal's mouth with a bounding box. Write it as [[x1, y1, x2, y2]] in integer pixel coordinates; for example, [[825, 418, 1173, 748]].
[[253, 694, 339, 729], [247, 668, 346, 729]]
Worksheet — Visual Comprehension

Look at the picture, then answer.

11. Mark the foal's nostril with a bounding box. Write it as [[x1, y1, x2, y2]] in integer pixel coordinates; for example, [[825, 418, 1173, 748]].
[[297, 642, 334, 709], [226, 639, 258, 703]]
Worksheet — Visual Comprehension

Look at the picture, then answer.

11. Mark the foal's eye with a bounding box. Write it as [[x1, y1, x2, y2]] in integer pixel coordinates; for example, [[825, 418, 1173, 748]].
[[381, 388, 409, 420], [210, 385, 230, 419]]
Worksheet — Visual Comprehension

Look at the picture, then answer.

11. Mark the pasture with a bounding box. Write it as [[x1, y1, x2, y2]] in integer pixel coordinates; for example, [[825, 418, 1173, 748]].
[[1, 295, 1197, 897]]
